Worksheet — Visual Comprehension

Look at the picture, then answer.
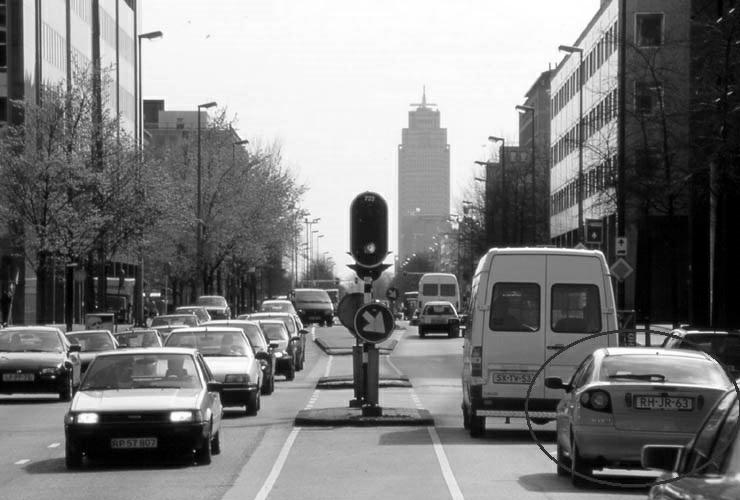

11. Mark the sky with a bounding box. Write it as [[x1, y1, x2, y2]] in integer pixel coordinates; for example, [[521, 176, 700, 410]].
[[141, 0, 601, 279]]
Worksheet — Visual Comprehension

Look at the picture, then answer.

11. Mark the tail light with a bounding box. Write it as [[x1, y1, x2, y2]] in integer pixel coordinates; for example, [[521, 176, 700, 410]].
[[580, 389, 612, 413], [471, 346, 482, 377]]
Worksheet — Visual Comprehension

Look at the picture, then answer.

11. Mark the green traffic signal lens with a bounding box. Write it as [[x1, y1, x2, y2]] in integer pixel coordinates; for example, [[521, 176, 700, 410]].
[[364, 242, 376, 254]]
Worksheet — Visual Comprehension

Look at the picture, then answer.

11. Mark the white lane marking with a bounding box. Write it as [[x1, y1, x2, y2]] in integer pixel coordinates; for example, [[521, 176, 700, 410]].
[[428, 426, 464, 500], [311, 325, 316, 342], [304, 390, 320, 410], [15, 459, 30, 465], [409, 388, 425, 410], [323, 355, 333, 378], [48, 442, 61, 448], [254, 427, 301, 500], [386, 357, 403, 378]]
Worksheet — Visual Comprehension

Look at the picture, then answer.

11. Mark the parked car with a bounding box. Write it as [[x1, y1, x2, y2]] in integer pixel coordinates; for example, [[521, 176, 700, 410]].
[[149, 313, 199, 340], [66, 329, 118, 374], [291, 288, 333, 327], [114, 328, 163, 348], [545, 347, 731, 487], [175, 306, 212, 324], [417, 300, 460, 338], [255, 320, 298, 381], [642, 387, 740, 499], [0, 326, 82, 401], [661, 327, 740, 377], [195, 295, 231, 320], [64, 348, 223, 468], [243, 312, 308, 371], [201, 319, 276, 395], [164, 327, 262, 415], [259, 299, 298, 316]]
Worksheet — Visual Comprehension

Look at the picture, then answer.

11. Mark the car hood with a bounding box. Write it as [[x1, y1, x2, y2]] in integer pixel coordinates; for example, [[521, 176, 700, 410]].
[[0, 352, 66, 368], [72, 388, 203, 412], [203, 356, 253, 379]]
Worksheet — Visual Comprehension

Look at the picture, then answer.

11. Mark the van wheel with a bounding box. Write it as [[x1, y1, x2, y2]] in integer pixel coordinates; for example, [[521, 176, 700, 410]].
[[469, 412, 485, 437], [419, 327, 426, 338]]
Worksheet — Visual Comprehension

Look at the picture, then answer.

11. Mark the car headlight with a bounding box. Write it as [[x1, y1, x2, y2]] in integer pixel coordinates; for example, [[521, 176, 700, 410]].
[[274, 351, 283, 358], [76, 412, 99, 424], [169, 411, 196, 423], [224, 374, 248, 384]]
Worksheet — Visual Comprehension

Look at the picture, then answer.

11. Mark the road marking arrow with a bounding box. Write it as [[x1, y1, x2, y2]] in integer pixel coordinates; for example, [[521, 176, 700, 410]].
[[362, 310, 386, 333]]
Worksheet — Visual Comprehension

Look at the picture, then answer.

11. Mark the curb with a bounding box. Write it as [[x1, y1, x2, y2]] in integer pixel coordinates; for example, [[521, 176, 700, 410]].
[[314, 337, 398, 356], [316, 375, 411, 389], [295, 407, 434, 427]]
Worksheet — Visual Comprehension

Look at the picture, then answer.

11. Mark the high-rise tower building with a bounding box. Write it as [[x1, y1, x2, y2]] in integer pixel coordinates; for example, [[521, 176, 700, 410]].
[[397, 88, 450, 271]]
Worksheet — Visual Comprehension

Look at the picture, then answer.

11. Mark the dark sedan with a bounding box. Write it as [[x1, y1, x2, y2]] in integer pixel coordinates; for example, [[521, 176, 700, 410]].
[[66, 329, 117, 374], [243, 312, 308, 371], [114, 328, 163, 348], [195, 295, 231, 320], [149, 314, 199, 340], [0, 326, 82, 401], [661, 327, 740, 377], [256, 320, 298, 381], [64, 348, 223, 468]]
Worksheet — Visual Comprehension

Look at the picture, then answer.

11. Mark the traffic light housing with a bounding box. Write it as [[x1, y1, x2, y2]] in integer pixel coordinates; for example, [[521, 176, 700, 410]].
[[350, 192, 388, 267]]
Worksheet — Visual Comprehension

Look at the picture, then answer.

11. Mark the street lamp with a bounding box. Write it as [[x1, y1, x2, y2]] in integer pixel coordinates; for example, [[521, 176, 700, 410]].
[[516, 104, 537, 243], [197, 101, 217, 294], [315, 234, 325, 278], [558, 44, 585, 244], [232, 139, 249, 167], [136, 30, 163, 151], [304, 217, 320, 285]]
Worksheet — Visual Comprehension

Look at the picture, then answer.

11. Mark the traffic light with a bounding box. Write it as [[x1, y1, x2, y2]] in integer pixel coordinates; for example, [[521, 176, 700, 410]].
[[349, 192, 388, 267]]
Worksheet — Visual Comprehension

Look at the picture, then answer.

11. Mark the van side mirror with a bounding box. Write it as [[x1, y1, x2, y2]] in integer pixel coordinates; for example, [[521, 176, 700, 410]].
[[206, 381, 223, 393], [641, 445, 683, 471], [544, 377, 571, 391]]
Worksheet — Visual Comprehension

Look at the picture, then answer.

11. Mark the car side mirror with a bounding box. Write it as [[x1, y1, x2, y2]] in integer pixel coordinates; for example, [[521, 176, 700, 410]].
[[69, 344, 82, 353], [299, 329, 309, 335], [255, 351, 269, 361], [290, 336, 301, 343], [269, 341, 279, 349], [641, 445, 683, 471], [206, 381, 223, 393], [544, 377, 570, 391]]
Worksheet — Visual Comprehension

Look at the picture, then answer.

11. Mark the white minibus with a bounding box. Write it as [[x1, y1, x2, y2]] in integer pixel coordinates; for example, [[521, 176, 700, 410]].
[[418, 273, 460, 311]]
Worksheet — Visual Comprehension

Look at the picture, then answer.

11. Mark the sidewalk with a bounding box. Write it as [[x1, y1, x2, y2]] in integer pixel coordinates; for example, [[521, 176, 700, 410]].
[[297, 324, 433, 427]]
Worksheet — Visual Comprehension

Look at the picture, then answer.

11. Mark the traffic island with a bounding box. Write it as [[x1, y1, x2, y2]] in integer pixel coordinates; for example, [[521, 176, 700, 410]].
[[295, 406, 434, 427], [314, 337, 398, 356], [316, 375, 411, 389]]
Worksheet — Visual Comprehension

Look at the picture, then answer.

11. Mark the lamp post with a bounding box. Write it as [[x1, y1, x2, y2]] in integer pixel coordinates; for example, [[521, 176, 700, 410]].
[[558, 44, 585, 244], [232, 139, 249, 167], [315, 234, 324, 279], [304, 217, 320, 285], [136, 30, 163, 151], [197, 101, 217, 295], [488, 136, 507, 245], [516, 104, 537, 243]]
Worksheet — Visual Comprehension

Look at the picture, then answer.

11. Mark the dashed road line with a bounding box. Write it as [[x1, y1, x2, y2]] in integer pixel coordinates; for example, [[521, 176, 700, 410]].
[[323, 355, 333, 378], [386, 357, 404, 378], [253, 427, 301, 500], [14, 459, 30, 465], [428, 426, 464, 500], [409, 388, 425, 410], [47, 442, 60, 448], [304, 390, 320, 410], [311, 326, 316, 342]]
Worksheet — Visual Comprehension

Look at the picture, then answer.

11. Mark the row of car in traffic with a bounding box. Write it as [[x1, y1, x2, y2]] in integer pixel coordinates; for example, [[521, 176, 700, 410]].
[[0, 296, 318, 469]]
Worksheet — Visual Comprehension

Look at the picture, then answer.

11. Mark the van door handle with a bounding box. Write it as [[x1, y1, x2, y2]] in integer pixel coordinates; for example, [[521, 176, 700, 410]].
[[547, 344, 565, 350]]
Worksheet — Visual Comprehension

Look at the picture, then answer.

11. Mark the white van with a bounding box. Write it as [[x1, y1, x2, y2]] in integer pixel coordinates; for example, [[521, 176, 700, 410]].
[[461, 247, 618, 437], [418, 273, 460, 311]]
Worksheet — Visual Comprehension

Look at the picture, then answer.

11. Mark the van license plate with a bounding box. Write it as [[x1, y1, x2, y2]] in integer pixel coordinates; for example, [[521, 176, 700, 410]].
[[634, 395, 694, 411], [491, 371, 535, 384]]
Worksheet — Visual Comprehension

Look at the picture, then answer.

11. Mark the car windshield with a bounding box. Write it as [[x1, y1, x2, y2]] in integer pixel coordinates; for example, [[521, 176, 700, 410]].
[[115, 331, 161, 348], [165, 330, 252, 358], [424, 304, 455, 315], [252, 314, 295, 334], [0, 329, 63, 353], [151, 315, 197, 327], [81, 353, 201, 390], [259, 323, 289, 342], [600, 354, 729, 386], [68, 332, 115, 351], [241, 324, 267, 349], [196, 296, 227, 307], [295, 291, 331, 303]]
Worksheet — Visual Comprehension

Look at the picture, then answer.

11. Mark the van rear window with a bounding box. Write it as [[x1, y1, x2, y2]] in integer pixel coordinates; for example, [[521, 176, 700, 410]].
[[440, 284, 457, 297], [490, 283, 540, 332], [422, 284, 438, 296], [551, 284, 601, 333]]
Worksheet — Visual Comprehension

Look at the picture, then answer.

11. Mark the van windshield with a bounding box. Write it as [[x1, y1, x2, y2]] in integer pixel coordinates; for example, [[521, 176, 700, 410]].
[[295, 291, 330, 303]]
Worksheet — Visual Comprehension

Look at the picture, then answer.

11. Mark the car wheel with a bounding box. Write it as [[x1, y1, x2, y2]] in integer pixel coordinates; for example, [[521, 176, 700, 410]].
[[269, 374, 275, 394], [211, 431, 221, 455], [462, 403, 470, 430], [447, 327, 456, 338], [469, 410, 485, 437], [65, 440, 83, 469], [556, 440, 570, 477], [261, 377, 270, 395], [570, 433, 592, 487], [59, 373, 73, 402], [195, 427, 213, 465], [296, 354, 304, 371], [286, 361, 296, 381], [247, 391, 260, 416], [419, 326, 426, 338]]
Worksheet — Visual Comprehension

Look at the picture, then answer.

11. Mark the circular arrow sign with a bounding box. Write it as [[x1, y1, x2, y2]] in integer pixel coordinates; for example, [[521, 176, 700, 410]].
[[337, 293, 364, 333], [353, 303, 395, 344]]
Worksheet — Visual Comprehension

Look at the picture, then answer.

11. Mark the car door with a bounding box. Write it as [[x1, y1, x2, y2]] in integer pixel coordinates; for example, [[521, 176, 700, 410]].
[[560, 355, 594, 453], [197, 354, 223, 432]]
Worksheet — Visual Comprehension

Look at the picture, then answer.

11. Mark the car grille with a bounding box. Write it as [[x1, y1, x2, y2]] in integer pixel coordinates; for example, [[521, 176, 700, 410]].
[[99, 412, 171, 424]]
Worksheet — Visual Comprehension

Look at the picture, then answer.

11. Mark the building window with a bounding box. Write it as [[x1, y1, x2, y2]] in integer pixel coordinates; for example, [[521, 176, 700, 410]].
[[635, 13, 663, 47], [635, 82, 662, 115], [0, 96, 7, 122], [0, 30, 6, 70]]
